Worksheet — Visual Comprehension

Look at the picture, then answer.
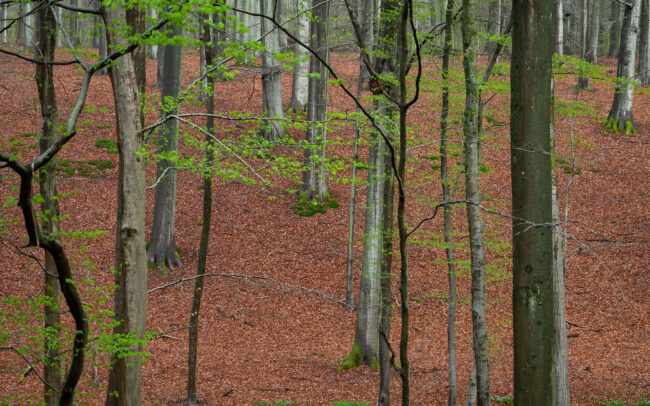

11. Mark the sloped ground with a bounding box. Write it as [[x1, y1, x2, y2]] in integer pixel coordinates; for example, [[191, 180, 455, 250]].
[[0, 49, 648, 405]]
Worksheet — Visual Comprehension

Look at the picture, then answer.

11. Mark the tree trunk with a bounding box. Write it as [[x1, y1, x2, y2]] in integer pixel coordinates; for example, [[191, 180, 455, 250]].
[[638, 0, 650, 84], [187, 13, 218, 404], [103, 5, 147, 405], [441, 0, 458, 403], [148, 7, 159, 59], [288, 0, 309, 112], [126, 6, 147, 99], [606, 0, 641, 132], [511, 0, 557, 402], [35, 6, 62, 405], [609, 2, 622, 57], [96, 3, 108, 75], [260, 0, 285, 141], [0, 6, 6, 43], [149, 26, 183, 272], [485, 0, 502, 55], [586, 0, 600, 64], [302, 0, 329, 202], [69, 0, 78, 47], [554, 0, 564, 54], [461, 0, 490, 404]]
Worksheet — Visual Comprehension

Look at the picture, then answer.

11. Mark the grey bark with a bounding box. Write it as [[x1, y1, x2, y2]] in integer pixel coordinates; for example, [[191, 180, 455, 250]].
[[187, 14, 218, 404], [0, 6, 6, 43], [103, 5, 147, 405], [607, 0, 641, 131], [461, 0, 490, 403], [511, 0, 558, 402], [260, 0, 285, 141], [609, 2, 622, 57], [288, 0, 310, 112], [149, 25, 183, 272], [441, 0, 458, 403], [35, 6, 62, 405], [126, 6, 147, 99], [485, 0, 502, 55], [554, 0, 564, 54], [302, 0, 329, 202], [586, 0, 600, 64], [578, 0, 590, 88], [638, 0, 650, 84]]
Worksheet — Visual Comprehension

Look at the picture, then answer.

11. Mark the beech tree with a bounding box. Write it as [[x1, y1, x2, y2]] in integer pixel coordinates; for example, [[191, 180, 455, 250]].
[[260, 0, 285, 141], [149, 25, 183, 271], [511, 0, 558, 402], [638, 0, 650, 84], [288, 0, 310, 112], [606, 0, 641, 133]]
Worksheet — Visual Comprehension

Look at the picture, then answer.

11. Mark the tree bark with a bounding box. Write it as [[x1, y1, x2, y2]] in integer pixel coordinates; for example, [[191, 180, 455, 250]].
[[35, 6, 62, 405], [441, 0, 458, 403], [638, 0, 650, 84], [485, 0, 502, 55], [260, 0, 285, 141], [288, 0, 310, 112], [606, 0, 641, 132], [511, 0, 557, 402], [149, 25, 183, 272], [586, 0, 600, 64], [302, 0, 329, 202], [126, 5, 146, 98], [554, 0, 564, 54], [103, 5, 147, 405], [187, 12, 218, 403], [461, 0, 490, 404], [577, 0, 590, 88], [609, 2, 623, 57]]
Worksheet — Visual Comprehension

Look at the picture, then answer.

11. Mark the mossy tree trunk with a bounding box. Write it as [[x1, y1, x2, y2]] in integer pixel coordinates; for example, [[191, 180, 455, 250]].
[[511, 0, 558, 402], [607, 0, 641, 132], [461, 0, 490, 404], [35, 6, 62, 405], [302, 0, 330, 202]]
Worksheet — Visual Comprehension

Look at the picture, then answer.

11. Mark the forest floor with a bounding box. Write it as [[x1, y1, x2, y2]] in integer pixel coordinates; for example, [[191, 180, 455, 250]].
[[0, 49, 649, 405]]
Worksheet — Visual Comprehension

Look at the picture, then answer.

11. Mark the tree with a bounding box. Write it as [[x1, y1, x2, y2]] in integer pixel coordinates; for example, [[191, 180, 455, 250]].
[[609, 1, 623, 57], [302, 0, 330, 202], [511, 0, 558, 402], [260, 0, 285, 141], [461, 0, 490, 403], [288, 0, 310, 112], [34, 5, 62, 405], [148, 25, 183, 271], [586, 0, 600, 64], [554, 0, 564, 55], [103, 4, 148, 404], [606, 0, 641, 132], [577, 0, 590, 88], [638, 0, 650, 84]]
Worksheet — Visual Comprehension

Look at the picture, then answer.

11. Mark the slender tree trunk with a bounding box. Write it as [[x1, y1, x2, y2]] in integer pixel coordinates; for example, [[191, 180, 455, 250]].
[[96, 2, 108, 75], [0, 6, 6, 43], [103, 5, 147, 405], [609, 2, 622, 57], [485, 0, 501, 54], [466, 363, 477, 406], [149, 26, 183, 272], [554, 0, 564, 54], [35, 6, 62, 405], [68, 0, 78, 47], [552, 109, 570, 406], [302, 0, 329, 202], [586, 0, 600, 64], [288, 0, 309, 112], [187, 13, 218, 404], [148, 7, 159, 59], [441, 0, 458, 403], [511, 0, 557, 402], [461, 0, 490, 404], [577, 0, 590, 88], [260, 0, 285, 141], [606, 0, 641, 132], [638, 0, 650, 84]]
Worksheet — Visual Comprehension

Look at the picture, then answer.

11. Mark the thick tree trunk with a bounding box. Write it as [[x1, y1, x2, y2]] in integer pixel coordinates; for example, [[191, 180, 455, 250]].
[[441, 0, 458, 404], [554, 0, 564, 54], [461, 0, 490, 404], [586, 0, 600, 64], [126, 6, 146, 98], [35, 6, 62, 405], [302, 0, 329, 202], [260, 0, 285, 141], [638, 0, 650, 84], [511, 0, 557, 402], [609, 2, 622, 57], [288, 0, 309, 112], [149, 26, 183, 272], [103, 5, 147, 405], [607, 0, 641, 132]]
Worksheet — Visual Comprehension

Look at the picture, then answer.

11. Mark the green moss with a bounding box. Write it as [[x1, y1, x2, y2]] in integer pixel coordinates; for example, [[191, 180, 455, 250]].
[[95, 138, 119, 154], [298, 209, 315, 217], [339, 341, 363, 371], [327, 199, 339, 209]]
